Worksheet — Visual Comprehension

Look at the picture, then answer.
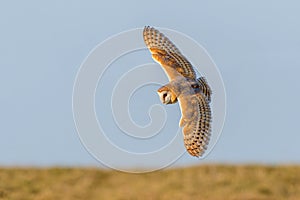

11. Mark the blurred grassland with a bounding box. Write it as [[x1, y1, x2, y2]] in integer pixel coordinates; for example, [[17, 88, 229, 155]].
[[0, 165, 299, 200]]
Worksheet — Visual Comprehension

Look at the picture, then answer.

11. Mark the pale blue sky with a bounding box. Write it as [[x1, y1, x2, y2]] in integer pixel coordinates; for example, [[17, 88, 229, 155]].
[[1, 1, 300, 167]]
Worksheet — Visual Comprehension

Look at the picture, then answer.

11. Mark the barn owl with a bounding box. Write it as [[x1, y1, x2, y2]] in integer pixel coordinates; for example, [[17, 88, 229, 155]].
[[143, 26, 212, 157]]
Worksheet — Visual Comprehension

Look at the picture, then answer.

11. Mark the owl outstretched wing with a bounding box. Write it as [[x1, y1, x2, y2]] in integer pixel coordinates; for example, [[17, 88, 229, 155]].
[[197, 77, 212, 103], [143, 26, 196, 81], [178, 91, 212, 157]]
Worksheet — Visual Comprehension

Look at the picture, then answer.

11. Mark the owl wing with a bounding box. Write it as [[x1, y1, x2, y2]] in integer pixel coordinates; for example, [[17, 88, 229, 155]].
[[178, 91, 212, 157], [197, 77, 212, 103], [143, 26, 196, 81]]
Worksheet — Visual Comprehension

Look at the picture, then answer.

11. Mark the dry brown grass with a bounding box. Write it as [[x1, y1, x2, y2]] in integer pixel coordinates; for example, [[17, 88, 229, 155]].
[[0, 165, 299, 200]]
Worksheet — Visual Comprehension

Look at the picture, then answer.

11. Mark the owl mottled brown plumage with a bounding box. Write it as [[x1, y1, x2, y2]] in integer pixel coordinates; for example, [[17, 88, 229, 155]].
[[143, 26, 212, 157]]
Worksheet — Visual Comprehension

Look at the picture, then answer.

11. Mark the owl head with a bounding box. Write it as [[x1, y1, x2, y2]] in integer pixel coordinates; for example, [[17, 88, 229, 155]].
[[157, 86, 177, 104]]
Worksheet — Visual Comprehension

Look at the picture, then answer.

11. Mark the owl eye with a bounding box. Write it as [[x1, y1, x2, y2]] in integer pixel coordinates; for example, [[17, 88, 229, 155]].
[[163, 93, 168, 98]]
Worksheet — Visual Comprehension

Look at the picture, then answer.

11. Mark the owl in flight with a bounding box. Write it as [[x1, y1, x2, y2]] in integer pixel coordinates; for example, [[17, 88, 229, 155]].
[[143, 26, 212, 157]]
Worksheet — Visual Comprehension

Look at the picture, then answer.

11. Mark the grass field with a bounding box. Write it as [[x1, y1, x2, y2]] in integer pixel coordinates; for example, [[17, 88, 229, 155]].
[[0, 165, 299, 200]]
